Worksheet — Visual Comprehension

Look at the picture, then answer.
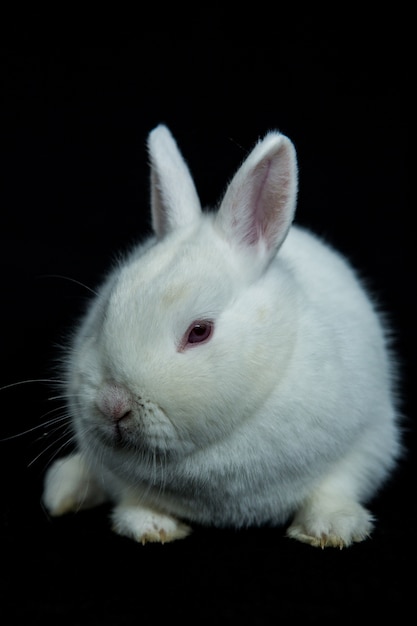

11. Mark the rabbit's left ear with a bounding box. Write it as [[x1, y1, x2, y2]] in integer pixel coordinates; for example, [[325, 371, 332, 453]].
[[148, 125, 202, 239], [215, 132, 298, 268]]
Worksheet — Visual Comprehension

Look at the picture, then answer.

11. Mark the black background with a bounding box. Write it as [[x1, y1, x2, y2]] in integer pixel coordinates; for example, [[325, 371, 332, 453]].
[[1, 12, 414, 625]]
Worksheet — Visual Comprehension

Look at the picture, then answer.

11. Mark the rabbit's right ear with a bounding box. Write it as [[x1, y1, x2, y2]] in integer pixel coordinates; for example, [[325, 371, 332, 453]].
[[148, 125, 202, 239]]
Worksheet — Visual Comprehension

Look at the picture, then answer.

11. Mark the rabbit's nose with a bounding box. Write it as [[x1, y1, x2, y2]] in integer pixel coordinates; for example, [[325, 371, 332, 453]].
[[96, 381, 132, 422]]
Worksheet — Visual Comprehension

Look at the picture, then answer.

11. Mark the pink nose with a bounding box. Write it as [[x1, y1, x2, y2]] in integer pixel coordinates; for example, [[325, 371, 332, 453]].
[[96, 382, 132, 422]]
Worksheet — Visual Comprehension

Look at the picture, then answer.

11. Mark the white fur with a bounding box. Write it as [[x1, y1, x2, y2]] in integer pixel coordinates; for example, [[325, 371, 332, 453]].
[[43, 125, 402, 548]]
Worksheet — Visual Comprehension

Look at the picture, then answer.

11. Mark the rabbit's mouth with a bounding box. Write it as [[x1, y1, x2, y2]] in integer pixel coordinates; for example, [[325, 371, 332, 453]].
[[92, 416, 174, 460], [88, 397, 182, 457], [112, 415, 132, 447]]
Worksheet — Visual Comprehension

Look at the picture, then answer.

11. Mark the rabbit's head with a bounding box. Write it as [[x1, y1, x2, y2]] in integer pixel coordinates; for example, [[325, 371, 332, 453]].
[[68, 126, 298, 459]]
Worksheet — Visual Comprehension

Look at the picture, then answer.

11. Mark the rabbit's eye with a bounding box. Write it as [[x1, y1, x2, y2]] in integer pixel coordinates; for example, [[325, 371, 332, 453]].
[[179, 320, 214, 351], [188, 322, 213, 343]]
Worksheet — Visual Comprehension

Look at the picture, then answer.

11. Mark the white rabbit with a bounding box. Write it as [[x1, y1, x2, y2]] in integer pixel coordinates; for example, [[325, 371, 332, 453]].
[[43, 125, 402, 548]]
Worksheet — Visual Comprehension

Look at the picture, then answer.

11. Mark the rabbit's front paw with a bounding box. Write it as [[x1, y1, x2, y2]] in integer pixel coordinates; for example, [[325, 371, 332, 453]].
[[286, 495, 374, 549], [43, 453, 107, 516], [111, 505, 191, 544]]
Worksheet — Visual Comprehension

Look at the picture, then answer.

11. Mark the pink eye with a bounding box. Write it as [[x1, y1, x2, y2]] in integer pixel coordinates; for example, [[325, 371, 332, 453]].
[[180, 320, 214, 350]]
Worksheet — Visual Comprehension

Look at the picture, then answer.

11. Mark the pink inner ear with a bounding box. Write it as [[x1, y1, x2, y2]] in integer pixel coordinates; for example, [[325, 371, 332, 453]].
[[245, 159, 273, 246], [244, 150, 293, 251]]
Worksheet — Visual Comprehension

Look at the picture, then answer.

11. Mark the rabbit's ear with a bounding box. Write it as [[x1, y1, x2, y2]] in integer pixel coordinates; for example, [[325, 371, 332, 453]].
[[215, 132, 298, 267], [148, 125, 202, 239]]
